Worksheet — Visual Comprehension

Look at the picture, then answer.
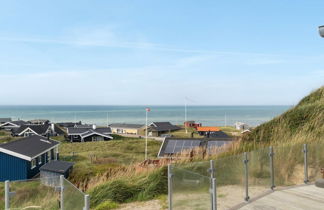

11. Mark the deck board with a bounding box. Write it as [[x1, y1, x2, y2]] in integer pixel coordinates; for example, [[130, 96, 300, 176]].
[[238, 185, 324, 210]]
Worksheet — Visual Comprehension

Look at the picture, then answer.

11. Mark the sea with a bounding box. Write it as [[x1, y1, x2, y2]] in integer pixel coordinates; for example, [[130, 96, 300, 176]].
[[0, 105, 291, 127]]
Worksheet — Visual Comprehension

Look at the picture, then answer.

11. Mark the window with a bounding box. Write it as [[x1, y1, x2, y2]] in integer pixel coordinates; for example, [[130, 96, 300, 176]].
[[47, 150, 51, 162], [38, 156, 42, 164], [31, 159, 36, 169]]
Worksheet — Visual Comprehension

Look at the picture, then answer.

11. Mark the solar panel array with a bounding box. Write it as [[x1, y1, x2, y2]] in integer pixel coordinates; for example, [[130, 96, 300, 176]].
[[164, 139, 200, 154], [159, 139, 232, 157]]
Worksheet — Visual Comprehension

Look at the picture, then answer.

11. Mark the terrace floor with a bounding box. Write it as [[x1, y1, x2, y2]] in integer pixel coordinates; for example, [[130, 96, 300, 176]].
[[238, 184, 324, 210]]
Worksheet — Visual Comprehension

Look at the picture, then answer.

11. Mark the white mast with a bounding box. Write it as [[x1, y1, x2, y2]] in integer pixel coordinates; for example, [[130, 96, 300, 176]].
[[106, 112, 109, 127], [185, 98, 188, 134]]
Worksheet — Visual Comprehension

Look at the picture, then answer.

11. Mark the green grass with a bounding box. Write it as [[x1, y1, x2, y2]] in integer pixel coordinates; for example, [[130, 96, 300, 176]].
[[243, 86, 324, 144], [59, 138, 161, 186]]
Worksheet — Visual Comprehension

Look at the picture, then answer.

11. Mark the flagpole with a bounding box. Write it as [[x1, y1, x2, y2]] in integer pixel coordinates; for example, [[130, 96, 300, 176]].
[[145, 109, 148, 160]]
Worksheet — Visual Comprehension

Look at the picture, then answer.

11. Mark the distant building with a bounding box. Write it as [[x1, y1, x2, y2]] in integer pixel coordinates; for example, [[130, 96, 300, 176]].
[[109, 123, 144, 135], [235, 122, 249, 130], [241, 129, 251, 134], [146, 122, 181, 137], [40, 161, 74, 186], [11, 123, 65, 137], [0, 120, 28, 131], [28, 119, 50, 125], [184, 121, 202, 129], [57, 121, 82, 128], [0, 135, 60, 181], [67, 125, 113, 142], [197, 126, 220, 136], [0, 118, 11, 124]]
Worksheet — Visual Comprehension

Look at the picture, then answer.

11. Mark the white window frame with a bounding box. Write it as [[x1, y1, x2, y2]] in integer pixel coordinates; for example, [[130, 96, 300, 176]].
[[38, 155, 42, 164], [47, 150, 51, 162], [31, 158, 36, 169]]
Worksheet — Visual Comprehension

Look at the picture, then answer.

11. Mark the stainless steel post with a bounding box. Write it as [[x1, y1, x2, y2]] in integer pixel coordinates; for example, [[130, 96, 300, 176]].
[[60, 175, 64, 210], [168, 164, 173, 210], [303, 144, 309, 184], [269, 146, 275, 190], [212, 178, 217, 210], [83, 194, 90, 210], [209, 160, 215, 209], [244, 152, 250, 201], [4, 180, 9, 210]]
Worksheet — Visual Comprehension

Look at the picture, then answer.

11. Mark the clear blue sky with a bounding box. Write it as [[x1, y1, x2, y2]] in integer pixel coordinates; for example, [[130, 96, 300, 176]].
[[0, 0, 323, 105]]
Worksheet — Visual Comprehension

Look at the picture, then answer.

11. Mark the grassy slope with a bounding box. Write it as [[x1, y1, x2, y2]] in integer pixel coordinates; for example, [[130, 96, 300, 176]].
[[243, 86, 324, 144]]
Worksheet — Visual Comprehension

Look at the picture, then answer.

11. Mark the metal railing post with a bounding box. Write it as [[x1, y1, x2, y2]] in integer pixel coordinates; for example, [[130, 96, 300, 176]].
[[83, 194, 90, 210], [243, 152, 250, 201], [60, 175, 64, 210], [269, 146, 275, 190], [212, 178, 217, 210], [209, 160, 216, 210], [303, 144, 309, 184], [5, 180, 9, 210], [168, 164, 173, 210]]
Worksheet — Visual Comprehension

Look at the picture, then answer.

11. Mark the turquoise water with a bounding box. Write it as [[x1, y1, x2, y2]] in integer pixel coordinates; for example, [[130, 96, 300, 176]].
[[0, 105, 290, 126]]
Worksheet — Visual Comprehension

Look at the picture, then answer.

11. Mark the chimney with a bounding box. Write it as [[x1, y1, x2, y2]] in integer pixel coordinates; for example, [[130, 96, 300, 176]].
[[92, 124, 96, 130]]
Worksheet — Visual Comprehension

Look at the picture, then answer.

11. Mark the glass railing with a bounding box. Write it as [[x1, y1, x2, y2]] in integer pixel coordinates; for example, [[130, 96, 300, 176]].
[[168, 141, 324, 209], [1, 176, 88, 210], [0, 182, 4, 210], [172, 166, 212, 210], [214, 154, 244, 210], [63, 179, 86, 210], [9, 177, 60, 210]]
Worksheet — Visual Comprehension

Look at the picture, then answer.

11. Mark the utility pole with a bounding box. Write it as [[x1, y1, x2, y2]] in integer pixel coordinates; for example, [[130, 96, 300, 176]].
[[185, 97, 188, 134], [106, 112, 109, 127]]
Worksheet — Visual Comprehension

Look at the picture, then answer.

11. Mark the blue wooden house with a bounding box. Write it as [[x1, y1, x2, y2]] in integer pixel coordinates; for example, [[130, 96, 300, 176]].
[[0, 135, 60, 181]]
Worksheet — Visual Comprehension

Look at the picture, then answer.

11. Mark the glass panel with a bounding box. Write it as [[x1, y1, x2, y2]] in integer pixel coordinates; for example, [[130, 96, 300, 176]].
[[63, 179, 85, 210], [249, 147, 271, 199], [308, 141, 324, 182], [273, 143, 304, 188], [172, 166, 211, 210], [0, 181, 4, 210], [214, 154, 244, 210], [9, 177, 60, 209]]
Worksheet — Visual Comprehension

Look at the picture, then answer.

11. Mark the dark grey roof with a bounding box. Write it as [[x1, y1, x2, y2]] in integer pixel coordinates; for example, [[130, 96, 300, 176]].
[[67, 127, 111, 135], [28, 119, 50, 124], [149, 122, 180, 132], [79, 130, 113, 139], [109, 123, 144, 129], [0, 135, 59, 159], [40, 160, 74, 173], [0, 118, 11, 123], [15, 125, 50, 135], [209, 131, 230, 138], [158, 138, 232, 157], [95, 127, 112, 134], [75, 124, 93, 128], [11, 120, 28, 126], [67, 127, 91, 134], [57, 121, 82, 128]]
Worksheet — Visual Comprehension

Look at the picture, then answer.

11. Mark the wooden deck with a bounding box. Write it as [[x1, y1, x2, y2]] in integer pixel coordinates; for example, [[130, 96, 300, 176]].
[[238, 185, 324, 210]]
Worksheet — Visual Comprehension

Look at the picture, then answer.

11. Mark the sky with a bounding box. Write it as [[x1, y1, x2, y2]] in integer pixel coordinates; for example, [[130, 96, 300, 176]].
[[0, 0, 323, 105]]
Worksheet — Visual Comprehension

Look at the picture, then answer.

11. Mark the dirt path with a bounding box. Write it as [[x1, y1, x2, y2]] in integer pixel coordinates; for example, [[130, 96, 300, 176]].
[[117, 200, 164, 210]]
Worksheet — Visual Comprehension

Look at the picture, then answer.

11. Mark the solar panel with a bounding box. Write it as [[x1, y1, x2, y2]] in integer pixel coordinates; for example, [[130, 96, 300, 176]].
[[163, 139, 202, 155], [164, 140, 176, 153]]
